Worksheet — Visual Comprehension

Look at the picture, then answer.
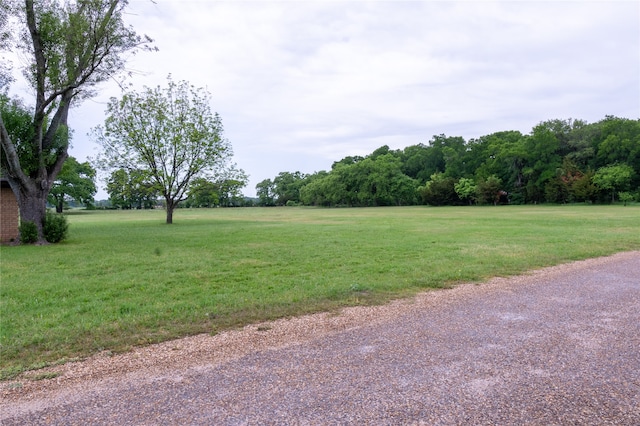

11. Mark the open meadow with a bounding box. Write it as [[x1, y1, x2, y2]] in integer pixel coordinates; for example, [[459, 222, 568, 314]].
[[1, 205, 639, 378]]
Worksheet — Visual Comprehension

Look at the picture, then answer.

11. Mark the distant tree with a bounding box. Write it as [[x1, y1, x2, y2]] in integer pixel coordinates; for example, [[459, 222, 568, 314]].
[[524, 122, 563, 200], [273, 171, 307, 205], [419, 172, 458, 206], [618, 192, 634, 206], [401, 135, 463, 184], [106, 168, 158, 209], [543, 157, 588, 204], [441, 137, 467, 179], [369, 144, 401, 160], [565, 119, 597, 169], [593, 117, 640, 188], [187, 177, 219, 208], [332, 155, 364, 169], [476, 175, 503, 205], [594, 117, 640, 169], [360, 154, 418, 206], [544, 177, 570, 204], [468, 131, 527, 202], [299, 171, 331, 206], [1, 0, 154, 242], [330, 162, 360, 206], [454, 177, 477, 205], [188, 167, 247, 207], [256, 178, 276, 206], [570, 170, 597, 203], [215, 167, 248, 207], [96, 76, 232, 223], [259, 115, 639, 208], [592, 164, 634, 203], [306, 153, 418, 207], [401, 144, 433, 183], [48, 157, 97, 212], [401, 136, 458, 184]]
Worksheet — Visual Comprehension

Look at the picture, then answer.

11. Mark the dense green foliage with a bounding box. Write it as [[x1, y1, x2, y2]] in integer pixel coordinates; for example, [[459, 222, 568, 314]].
[[184, 168, 248, 208], [2, 206, 639, 377], [259, 117, 639, 206], [18, 221, 39, 244], [42, 212, 69, 243], [106, 168, 159, 209], [17, 212, 68, 244], [48, 156, 97, 212]]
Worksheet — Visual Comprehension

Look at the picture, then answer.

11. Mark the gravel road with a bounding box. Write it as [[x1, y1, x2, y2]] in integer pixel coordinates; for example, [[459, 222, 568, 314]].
[[2, 251, 639, 425]]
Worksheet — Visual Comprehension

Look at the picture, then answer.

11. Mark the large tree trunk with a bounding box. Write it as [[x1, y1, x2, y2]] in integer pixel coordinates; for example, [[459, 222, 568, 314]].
[[10, 179, 49, 243], [165, 198, 175, 224], [1, 91, 69, 244]]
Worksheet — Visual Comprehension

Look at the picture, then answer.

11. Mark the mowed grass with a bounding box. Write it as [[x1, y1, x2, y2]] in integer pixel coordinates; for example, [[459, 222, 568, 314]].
[[1, 205, 639, 378]]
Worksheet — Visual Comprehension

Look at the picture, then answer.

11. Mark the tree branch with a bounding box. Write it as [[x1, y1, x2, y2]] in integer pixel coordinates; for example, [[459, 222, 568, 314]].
[[0, 114, 31, 189]]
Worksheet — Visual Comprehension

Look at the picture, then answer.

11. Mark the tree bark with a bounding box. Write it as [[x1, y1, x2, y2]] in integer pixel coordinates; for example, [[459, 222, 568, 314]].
[[56, 197, 64, 213], [9, 178, 49, 243], [165, 198, 174, 224]]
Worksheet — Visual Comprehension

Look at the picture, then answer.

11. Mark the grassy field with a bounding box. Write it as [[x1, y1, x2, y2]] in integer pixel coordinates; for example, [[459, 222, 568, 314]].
[[1, 205, 639, 378]]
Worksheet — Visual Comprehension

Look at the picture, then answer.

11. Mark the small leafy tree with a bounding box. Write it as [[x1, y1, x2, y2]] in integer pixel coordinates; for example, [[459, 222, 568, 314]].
[[618, 192, 634, 206], [96, 76, 232, 223], [454, 177, 476, 205], [592, 164, 634, 203]]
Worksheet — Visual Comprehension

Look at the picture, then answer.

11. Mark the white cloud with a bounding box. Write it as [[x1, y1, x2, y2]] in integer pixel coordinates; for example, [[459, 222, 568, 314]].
[[6, 0, 639, 197]]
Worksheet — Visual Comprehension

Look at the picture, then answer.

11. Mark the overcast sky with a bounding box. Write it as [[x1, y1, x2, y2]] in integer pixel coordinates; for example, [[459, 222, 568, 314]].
[[8, 0, 640, 198]]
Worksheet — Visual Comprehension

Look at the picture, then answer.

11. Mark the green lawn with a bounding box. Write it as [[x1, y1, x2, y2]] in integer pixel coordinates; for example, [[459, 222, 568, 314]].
[[1, 205, 639, 378]]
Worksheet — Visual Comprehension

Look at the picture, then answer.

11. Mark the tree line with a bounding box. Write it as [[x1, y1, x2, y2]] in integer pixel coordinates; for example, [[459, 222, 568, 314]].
[[256, 117, 639, 207], [103, 166, 248, 210]]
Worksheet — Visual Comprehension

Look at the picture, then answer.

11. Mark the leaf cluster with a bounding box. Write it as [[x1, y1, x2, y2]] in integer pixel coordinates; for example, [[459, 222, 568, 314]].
[[105, 168, 159, 209], [1, 94, 71, 177], [48, 156, 97, 210]]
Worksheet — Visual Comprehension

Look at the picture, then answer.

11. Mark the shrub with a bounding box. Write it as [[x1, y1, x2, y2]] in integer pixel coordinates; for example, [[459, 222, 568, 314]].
[[476, 175, 503, 205], [419, 173, 459, 206], [19, 221, 39, 244], [43, 212, 69, 243]]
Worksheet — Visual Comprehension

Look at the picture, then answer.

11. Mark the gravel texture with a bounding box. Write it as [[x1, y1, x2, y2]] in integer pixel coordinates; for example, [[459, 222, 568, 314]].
[[2, 251, 639, 425]]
